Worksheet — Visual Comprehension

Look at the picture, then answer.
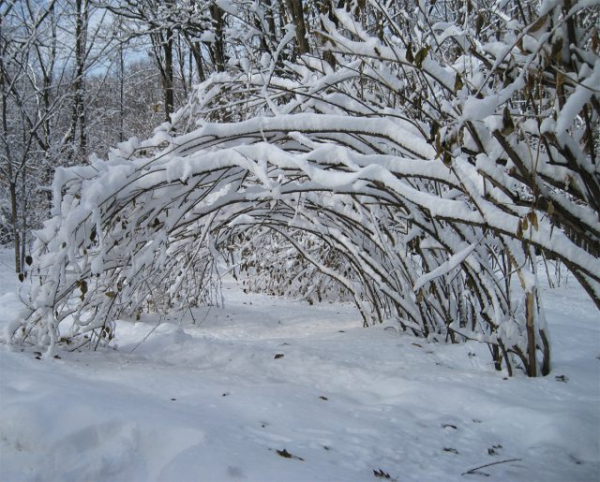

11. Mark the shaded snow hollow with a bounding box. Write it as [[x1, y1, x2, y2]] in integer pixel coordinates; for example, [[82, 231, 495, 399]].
[[0, 249, 598, 481]]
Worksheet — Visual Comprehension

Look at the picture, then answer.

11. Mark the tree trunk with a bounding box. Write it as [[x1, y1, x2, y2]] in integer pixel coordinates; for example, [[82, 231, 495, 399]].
[[9, 181, 21, 274], [210, 4, 226, 72], [118, 39, 124, 142], [177, 35, 188, 98], [71, 0, 88, 158], [182, 31, 205, 82], [525, 291, 537, 377], [263, 0, 278, 41], [286, 0, 310, 56], [163, 27, 175, 121], [191, 40, 206, 81], [317, 0, 338, 68]]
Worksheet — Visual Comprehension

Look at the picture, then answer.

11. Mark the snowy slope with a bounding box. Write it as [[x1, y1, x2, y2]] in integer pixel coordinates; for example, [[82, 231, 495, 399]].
[[0, 248, 598, 482]]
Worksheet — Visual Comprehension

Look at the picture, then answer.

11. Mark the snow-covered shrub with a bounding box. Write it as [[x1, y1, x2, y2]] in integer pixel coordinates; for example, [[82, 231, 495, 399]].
[[232, 228, 354, 305], [11, 0, 598, 377]]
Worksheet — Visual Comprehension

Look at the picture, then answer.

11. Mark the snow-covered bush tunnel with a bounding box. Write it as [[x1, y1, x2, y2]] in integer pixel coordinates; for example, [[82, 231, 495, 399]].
[[10, 112, 597, 378], [10, 3, 600, 378]]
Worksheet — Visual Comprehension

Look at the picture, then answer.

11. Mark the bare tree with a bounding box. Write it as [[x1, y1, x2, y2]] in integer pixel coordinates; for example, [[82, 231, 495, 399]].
[[0, 0, 114, 272], [69, 0, 89, 157]]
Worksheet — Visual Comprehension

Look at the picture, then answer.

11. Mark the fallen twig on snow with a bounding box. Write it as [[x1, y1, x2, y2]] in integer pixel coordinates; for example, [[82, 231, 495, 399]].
[[462, 458, 522, 476]]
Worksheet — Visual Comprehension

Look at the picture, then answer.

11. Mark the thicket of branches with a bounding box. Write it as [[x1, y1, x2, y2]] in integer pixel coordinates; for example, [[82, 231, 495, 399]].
[[10, 0, 600, 377]]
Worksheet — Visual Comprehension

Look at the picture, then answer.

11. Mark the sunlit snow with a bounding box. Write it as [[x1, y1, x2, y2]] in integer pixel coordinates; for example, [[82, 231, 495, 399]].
[[0, 249, 598, 481]]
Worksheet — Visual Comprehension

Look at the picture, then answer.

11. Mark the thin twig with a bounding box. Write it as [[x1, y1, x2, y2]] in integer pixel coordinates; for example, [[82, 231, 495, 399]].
[[462, 458, 522, 476], [129, 314, 164, 353], [188, 306, 197, 324], [197, 305, 212, 325]]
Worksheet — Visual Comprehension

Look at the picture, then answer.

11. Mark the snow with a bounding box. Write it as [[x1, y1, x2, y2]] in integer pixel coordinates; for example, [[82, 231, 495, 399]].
[[555, 61, 600, 136], [413, 243, 478, 293], [462, 95, 499, 122], [0, 248, 599, 481]]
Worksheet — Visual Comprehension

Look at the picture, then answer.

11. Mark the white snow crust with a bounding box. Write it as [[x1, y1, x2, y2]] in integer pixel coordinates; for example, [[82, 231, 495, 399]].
[[0, 249, 598, 481]]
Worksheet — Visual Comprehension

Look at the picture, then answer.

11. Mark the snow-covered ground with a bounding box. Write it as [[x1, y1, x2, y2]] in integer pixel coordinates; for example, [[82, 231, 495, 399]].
[[0, 248, 598, 482]]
